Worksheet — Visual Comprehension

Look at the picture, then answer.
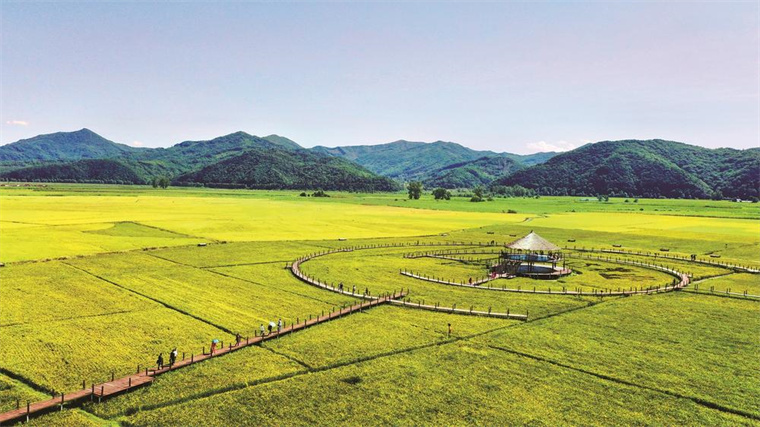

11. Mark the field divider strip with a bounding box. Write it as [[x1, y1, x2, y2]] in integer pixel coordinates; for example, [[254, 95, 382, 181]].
[[680, 289, 760, 301], [60, 262, 237, 335], [257, 345, 314, 370], [0, 367, 54, 396], [206, 268, 348, 306], [487, 344, 760, 422], [199, 260, 293, 269], [0, 308, 153, 329]]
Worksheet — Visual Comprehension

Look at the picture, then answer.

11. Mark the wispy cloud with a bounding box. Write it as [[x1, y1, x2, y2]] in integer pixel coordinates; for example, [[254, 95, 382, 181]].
[[527, 140, 578, 152], [131, 141, 144, 147], [5, 120, 29, 126]]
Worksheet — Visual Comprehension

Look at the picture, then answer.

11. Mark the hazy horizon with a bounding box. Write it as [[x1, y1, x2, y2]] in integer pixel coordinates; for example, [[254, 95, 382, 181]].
[[2, 2, 758, 154]]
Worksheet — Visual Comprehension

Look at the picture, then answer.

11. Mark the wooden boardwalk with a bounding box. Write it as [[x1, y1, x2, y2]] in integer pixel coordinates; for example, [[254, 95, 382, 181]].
[[0, 295, 398, 426]]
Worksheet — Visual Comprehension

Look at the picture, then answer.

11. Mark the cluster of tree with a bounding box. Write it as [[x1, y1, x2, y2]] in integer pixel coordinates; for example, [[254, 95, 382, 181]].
[[407, 181, 423, 199], [489, 184, 536, 197], [470, 186, 486, 202], [299, 190, 330, 197], [151, 176, 170, 189], [432, 188, 451, 200]]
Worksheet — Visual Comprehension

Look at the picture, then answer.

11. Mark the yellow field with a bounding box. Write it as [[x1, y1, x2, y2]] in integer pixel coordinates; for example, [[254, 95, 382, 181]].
[[0, 195, 524, 262], [1, 186, 758, 425]]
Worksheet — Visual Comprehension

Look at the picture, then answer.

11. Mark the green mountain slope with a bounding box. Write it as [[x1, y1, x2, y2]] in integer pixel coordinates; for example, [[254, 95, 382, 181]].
[[136, 131, 303, 175], [173, 148, 400, 192], [0, 159, 146, 184], [422, 156, 524, 188], [496, 139, 760, 199], [311, 140, 556, 182], [262, 134, 302, 150], [0, 128, 140, 162]]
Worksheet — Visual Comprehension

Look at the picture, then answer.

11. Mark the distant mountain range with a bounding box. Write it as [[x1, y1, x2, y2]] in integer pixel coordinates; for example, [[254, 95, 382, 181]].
[[1, 129, 757, 199], [311, 140, 554, 182]]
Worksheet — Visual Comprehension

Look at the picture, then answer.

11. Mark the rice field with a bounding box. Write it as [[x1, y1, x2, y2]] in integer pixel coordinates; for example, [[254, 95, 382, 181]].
[[0, 184, 757, 426]]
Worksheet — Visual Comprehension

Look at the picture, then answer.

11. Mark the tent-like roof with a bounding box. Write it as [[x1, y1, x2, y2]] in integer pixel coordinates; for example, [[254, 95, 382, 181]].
[[505, 231, 561, 251]]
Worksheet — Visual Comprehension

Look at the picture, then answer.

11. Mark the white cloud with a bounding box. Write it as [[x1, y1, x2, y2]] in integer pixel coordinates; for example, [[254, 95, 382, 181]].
[[526, 140, 578, 153], [131, 141, 145, 147], [5, 120, 29, 126]]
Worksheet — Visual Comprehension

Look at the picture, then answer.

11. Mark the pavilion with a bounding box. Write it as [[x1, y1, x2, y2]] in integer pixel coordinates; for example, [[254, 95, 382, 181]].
[[491, 231, 570, 279]]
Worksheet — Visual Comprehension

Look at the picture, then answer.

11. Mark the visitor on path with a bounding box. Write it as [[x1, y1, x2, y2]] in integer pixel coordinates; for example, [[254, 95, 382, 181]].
[[259, 324, 265, 337], [156, 353, 164, 369], [267, 322, 273, 335], [447, 323, 452, 338], [169, 348, 177, 366], [210, 340, 217, 355], [469, 277, 473, 285], [352, 285, 356, 294], [235, 333, 241, 346], [339, 282, 344, 292], [277, 318, 282, 332], [365, 287, 369, 296]]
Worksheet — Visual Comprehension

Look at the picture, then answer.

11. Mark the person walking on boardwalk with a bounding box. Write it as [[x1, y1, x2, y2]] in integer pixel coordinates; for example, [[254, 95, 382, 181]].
[[156, 353, 164, 370], [277, 318, 282, 333], [169, 348, 177, 366], [210, 340, 217, 355], [339, 282, 344, 292], [235, 333, 241, 346], [352, 285, 356, 294], [259, 324, 265, 337], [447, 323, 452, 338], [267, 322, 273, 335]]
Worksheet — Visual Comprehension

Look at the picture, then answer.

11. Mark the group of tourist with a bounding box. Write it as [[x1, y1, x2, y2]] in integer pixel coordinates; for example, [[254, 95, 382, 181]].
[[155, 348, 178, 370], [337, 282, 371, 295], [260, 318, 283, 336]]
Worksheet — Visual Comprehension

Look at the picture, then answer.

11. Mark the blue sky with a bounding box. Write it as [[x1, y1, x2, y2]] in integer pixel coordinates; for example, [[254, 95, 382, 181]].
[[1, 2, 757, 153]]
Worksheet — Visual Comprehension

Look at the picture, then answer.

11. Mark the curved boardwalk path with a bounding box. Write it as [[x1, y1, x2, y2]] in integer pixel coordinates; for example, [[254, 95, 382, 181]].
[[569, 247, 760, 274], [290, 244, 528, 320], [400, 251, 690, 297], [0, 296, 398, 426]]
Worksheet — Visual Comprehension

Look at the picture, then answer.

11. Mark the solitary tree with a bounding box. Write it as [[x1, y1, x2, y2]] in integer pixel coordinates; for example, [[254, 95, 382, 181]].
[[157, 176, 170, 189], [470, 185, 485, 202], [408, 181, 423, 200], [432, 188, 451, 200]]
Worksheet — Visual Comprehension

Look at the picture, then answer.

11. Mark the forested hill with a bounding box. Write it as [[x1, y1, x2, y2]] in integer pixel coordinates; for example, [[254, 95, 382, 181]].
[[0, 128, 140, 162], [496, 139, 760, 199], [130, 131, 304, 176], [173, 148, 400, 192], [422, 156, 524, 189], [0, 159, 146, 184], [311, 140, 555, 181]]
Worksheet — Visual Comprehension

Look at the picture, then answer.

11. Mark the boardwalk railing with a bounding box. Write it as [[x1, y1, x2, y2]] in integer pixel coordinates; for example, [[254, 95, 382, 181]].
[[289, 242, 528, 319], [565, 247, 760, 274]]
